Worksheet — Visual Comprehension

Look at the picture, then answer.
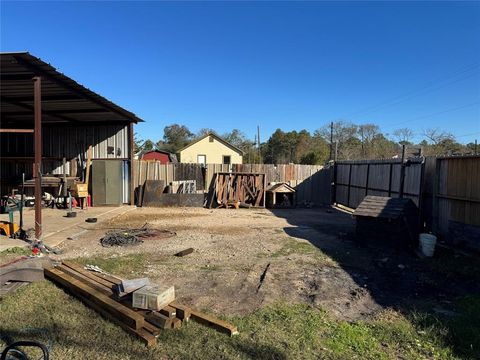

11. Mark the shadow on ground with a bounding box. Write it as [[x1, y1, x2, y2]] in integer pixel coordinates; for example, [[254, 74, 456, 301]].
[[270, 206, 480, 359]]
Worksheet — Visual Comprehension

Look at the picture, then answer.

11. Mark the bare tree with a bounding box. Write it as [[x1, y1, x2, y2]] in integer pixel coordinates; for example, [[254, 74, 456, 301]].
[[393, 128, 414, 144], [358, 124, 380, 157], [423, 128, 455, 145]]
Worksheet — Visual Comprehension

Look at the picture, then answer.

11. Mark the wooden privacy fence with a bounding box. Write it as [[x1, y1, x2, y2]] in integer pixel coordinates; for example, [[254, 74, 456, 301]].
[[430, 156, 480, 251], [334, 158, 424, 209], [132, 160, 330, 205], [333, 155, 480, 252]]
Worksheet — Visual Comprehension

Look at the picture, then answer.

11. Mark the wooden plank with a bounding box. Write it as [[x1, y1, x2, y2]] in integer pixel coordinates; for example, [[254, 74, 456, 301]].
[[172, 317, 182, 329], [169, 301, 191, 321], [62, 261, 115, 288], [190, 309, 239, 336], [69, 285, 156, 347], [57, 265, 113, 296], [57, 264, 162, 336], [45, 267, 145, 330], [87, 271, 122, 285], [145, 311, 173, 329], [175, 248, 194, 257], [159, 305, 176, 318]]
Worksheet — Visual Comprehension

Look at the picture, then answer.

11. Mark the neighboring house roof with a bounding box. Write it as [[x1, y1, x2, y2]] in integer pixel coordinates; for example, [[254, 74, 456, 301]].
[[1, 51, 143, 125], [142, 149, 172, 155], [178, 133, 245, 155], [137, 149, 178, 162]]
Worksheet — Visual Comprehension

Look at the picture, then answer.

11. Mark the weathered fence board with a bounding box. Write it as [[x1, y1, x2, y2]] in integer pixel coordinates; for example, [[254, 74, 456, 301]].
[[132, 161, 329, 205], [431, 156, 480, 251]]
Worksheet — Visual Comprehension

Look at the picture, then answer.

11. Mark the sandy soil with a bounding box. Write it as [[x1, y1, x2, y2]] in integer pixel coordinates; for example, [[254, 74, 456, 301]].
[[47, 207, 383, 320], [43, 206, 479, 322]]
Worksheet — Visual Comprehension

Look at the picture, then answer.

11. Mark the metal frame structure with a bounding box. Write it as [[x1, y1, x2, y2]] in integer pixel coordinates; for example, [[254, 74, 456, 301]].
[[1, 52, 144, 241]]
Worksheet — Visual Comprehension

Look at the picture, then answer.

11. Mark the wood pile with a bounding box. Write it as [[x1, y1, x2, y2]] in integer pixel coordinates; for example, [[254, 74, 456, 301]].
[[206, 172, 266, 208], [44, 261, 238, 347]]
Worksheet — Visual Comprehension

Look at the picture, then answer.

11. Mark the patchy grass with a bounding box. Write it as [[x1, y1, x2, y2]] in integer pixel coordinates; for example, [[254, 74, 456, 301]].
[[73, 253, 149, 278], [1, 280, 477, 359], [270, 237, 337, 266], [0, 246, 31, 256]]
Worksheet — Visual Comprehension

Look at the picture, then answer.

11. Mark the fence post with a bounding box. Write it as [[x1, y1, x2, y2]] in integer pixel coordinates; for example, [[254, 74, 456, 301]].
[[347, 163, 352, 208], [399, 145, 406, 198], [432, 158, 441, 233], [388, 163, 393, 197], [365, 163, 370, 197]]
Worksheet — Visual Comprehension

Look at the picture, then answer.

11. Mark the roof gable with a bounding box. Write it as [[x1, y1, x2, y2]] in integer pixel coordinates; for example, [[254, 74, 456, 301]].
[[179, 133, 244, 155]]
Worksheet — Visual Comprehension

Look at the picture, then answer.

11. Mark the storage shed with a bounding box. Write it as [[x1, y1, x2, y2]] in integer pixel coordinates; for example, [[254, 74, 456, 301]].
[[0, 52, 143, 205], [353, 196, 420, 248]]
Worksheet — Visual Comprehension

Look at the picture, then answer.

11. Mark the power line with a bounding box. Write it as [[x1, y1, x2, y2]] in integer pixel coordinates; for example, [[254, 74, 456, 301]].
[[341, 62, 480, 120], [455, 131, 480, 138], [381, 101, 480, 131]]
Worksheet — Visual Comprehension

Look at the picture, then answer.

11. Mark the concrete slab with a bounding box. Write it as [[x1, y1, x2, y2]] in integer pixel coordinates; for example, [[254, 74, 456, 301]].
[[0, 235, 28, 252], [0, 206, 135, 250]]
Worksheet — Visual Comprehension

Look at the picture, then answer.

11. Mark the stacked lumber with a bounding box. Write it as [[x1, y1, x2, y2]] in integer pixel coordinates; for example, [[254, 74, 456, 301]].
[[207, 172, 266, 208], [44, 261, 238, 347]]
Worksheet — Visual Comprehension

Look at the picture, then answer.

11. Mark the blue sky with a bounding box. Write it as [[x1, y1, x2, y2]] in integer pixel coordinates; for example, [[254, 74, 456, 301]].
[[1, 1, 479, 144]]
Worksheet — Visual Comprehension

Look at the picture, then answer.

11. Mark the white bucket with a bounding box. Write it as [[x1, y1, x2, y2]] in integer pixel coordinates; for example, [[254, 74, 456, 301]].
[[419, 233, 437, 257]]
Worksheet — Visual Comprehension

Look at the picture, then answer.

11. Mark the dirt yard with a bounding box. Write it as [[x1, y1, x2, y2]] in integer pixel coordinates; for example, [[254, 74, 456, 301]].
[[2, 206, 480, 359], [50, 206, 479, 321]]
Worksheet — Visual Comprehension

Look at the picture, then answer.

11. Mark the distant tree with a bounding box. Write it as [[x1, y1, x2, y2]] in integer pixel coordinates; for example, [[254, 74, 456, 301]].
[[299, 151, 320, 165], [423, 128, 455, 145], [158, 124, 194, 153], [422, 128, 466, 155], [466, 142, 478, 154], [133, 132, 144, 153], [142, 139, 155, 152], [196, 128, 217, 138], [358, 124, 380, 158], [263, 129, 288, 163], [393, 128, 414, 145], [316, 121, 359, 160], [223, 129, 248, 148]]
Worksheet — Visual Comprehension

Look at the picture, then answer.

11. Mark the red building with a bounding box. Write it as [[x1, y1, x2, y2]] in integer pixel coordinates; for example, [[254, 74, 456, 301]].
[[140, 150, 172, 164]]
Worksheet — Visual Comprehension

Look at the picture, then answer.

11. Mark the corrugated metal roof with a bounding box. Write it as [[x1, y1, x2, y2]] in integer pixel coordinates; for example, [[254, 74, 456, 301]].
[[1, 52, 143, 125]]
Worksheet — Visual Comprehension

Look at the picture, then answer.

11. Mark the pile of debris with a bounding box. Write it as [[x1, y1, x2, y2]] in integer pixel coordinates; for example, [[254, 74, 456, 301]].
[[45, 261, 238, 347], [100, 228, 176, 247], [206, 172, 266, 209], [0, 257, 52, 297]]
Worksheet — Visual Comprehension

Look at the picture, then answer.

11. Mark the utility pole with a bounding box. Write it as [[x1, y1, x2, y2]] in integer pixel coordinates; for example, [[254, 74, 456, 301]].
[[475, 139, 478, 155], [253, 134, 256, 164], [329, 121, 333, 161], [257, 125, 261, 164]]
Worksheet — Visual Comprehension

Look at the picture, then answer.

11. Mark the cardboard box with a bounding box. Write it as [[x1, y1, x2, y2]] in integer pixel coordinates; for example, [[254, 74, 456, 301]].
[[132, 285, 175, 311]]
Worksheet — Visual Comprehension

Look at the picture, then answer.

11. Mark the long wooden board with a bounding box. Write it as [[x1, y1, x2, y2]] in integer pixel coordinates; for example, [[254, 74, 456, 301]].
[[57, 264, 161, 338], [45, 267, 144, 330], [69, 284, 156, 347], [57, 265, 113, 296], [190, 309, 239, 336], [62, 261, 116, 288]]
